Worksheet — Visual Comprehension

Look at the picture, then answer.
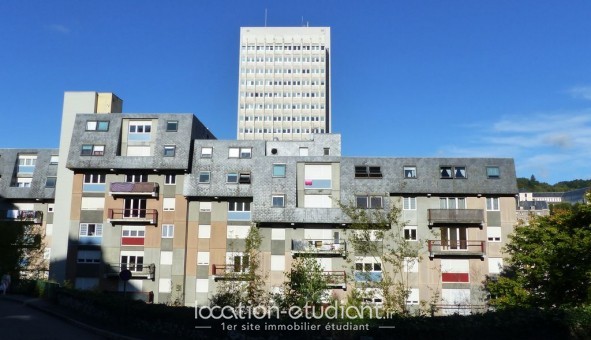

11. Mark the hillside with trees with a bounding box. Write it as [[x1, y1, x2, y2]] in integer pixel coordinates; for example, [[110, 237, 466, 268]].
[[517, 175, 591, 192]]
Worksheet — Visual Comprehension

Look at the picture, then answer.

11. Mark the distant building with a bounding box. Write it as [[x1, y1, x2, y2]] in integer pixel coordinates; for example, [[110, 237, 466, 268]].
[[237, 27, 331, 141], [516, 201, 550, 225]]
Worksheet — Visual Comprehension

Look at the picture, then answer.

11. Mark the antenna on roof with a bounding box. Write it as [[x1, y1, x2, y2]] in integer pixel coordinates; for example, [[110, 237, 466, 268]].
[[301, 16, 304, 26], [265, 9, 268, 27]]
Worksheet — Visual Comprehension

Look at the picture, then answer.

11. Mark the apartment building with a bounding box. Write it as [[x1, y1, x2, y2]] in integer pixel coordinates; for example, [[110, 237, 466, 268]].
[[2, 91, 517, 313], [0, 148, 58, 278], [237, 27, 331, 141]]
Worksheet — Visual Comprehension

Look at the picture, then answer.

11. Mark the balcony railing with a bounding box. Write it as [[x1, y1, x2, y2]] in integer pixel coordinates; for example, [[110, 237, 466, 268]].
[[227, 211, 251, 221], [428, 209, 484, 226], [432, 304, 488, 316], [104, 263, 155, 280], [291, 239, 347, 257], [109, 182, 159, 197], [428, 240, 486, 258], [324, 271, 347, 290], [107, 209, 158, 225], [2, 210, 43, 224], [211, 264, 253, 281]]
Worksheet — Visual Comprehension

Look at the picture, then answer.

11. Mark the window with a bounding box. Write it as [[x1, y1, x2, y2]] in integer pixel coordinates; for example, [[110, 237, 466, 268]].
[[404, 166, 417, 179], [199, 202, 211, 212], [163, 198, 175, 211], [486, 197, 500, 211], [198, 224, 211, 238], [228, 147, 252, 159], [440, 166, 466, 179], [201, 147, 213, 158], [487, 166, 500, 179], [81, 144, 104, 156], [128, 121, 152, 141], [77, 250, 101, 264], [406, 288, 419, 305], [226, 173, 238, 183], [488, 258, 503, 274], [197, 252, 210, 265], [440, 166, 452, 178], [229, 201, 250, 212], [126, 173, 147, 183], [404, 226, 417, 241], [122, 226, 145, 237], [272, 195, 285, 208], [45, 177, 57, 188], [323, 148, 330, 156], [440, 197, 466, 209], [86, 121, 109, 131], [165, 174, 176, 185], [18, 155, 37, 173], [83, 173, 106, 192], [79, 223, 103, 237], [356, 195, 383, 209], [49, 155, 59, 165], [239, 173, 251, 184], [48, 204, 54, 213], [123, 198, 146, 218], [160, 251, 173, 265], [487, 226, 501, 242], [403, 197, 417, 210], [162, 224, 174, 238], [355, 166, 382, 178], [228, 253, 250, 273], [166, 120, 178, 132], [271, 255, 285, 271], [355, 257, 382, 282], [16, 178, 32, 187], [273, 164, 286, 177], [163, 145, 176, 157], [198, 171, 210, 183], [120, 251, 144, 272]]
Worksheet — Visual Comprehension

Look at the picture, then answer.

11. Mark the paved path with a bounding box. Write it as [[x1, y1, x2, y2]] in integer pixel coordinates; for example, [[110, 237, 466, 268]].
[[0, 297, 105, 339]]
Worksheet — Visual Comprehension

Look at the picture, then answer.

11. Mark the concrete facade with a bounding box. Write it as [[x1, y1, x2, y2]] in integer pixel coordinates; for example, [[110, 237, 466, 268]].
[[237, 27, 331, 141]]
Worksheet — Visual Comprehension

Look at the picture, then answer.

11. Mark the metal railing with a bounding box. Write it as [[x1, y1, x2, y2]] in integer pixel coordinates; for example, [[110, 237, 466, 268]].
[[107, 209, 158, 224], [2, 210, 43, 224], [211, 264, 253, 281], [109, 182, 159, 196], [291, 239, 347, 257], [104, 263, 155, 280], [428, 209, 484, 225], [428, 240, 486, 257]]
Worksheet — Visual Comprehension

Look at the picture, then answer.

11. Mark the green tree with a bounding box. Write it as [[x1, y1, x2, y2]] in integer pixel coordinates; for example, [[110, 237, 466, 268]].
[[210, 225, 268, 308], [279, 254, 328, 308], [485, 199, 591, 309], [338, 200, 424, 315]]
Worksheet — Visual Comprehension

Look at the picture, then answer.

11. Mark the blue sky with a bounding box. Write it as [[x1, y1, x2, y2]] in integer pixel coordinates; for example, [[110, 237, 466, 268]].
[[1, 1, 590, 184]]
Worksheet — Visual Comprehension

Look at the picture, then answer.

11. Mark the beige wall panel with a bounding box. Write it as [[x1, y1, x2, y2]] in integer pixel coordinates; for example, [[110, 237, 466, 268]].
[[210, 222, 227, 249], [70, 193, 82, 220], [186, 248, 197, 276]]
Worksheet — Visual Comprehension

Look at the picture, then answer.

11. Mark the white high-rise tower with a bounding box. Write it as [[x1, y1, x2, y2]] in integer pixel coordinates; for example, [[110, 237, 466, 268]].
[[237, 27, 331, 140]]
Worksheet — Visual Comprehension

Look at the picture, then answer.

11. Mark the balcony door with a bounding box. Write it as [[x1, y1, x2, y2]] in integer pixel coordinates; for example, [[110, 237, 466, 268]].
[[124, 198, 146, 218], [442, 227, 467, 250]]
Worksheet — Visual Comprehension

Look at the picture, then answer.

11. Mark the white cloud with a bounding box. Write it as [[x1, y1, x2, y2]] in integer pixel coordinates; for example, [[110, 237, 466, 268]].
[[438, 110, 591, 183], [46, 24, 70, 34], [568, 86, 591, 101]]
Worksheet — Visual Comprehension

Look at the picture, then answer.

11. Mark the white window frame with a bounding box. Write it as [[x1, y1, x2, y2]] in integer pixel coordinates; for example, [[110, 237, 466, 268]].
[[198, 171, 210, 183], [404, 226, 417, 241], [403, 197, 417, 210], [272, 195, 285, 208], [162, 224, 174, 238], [122, 225, 145, 238], [487, 226, 502, 242], [488, 258, 504, 274], [404, 166, 417, 179], [79, 223, 103, 237], [199, 202, 212, 212], [201, 147, 213, 158], [165, 174, 176, 185], [486, 197, 500, 211], [163, 198, 175, 211], [198, 224, 211, 238]]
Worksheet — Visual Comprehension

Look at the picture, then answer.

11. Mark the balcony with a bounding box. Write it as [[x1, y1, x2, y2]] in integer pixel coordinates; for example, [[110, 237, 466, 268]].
[[227, 211, 251, 221], [428, 240, 486, 258], [2, 210, 43, 224], [104, 263, 155, 280], [354, 271, 383, 283], [107, 209, 158, 225], [211, 264, 253, 281], [291, 239, 347, 258], [324, 271, 347, 290], [432, 304, 488, 316], [109, 182, 159, 197], [428, 209, 484, 226]]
